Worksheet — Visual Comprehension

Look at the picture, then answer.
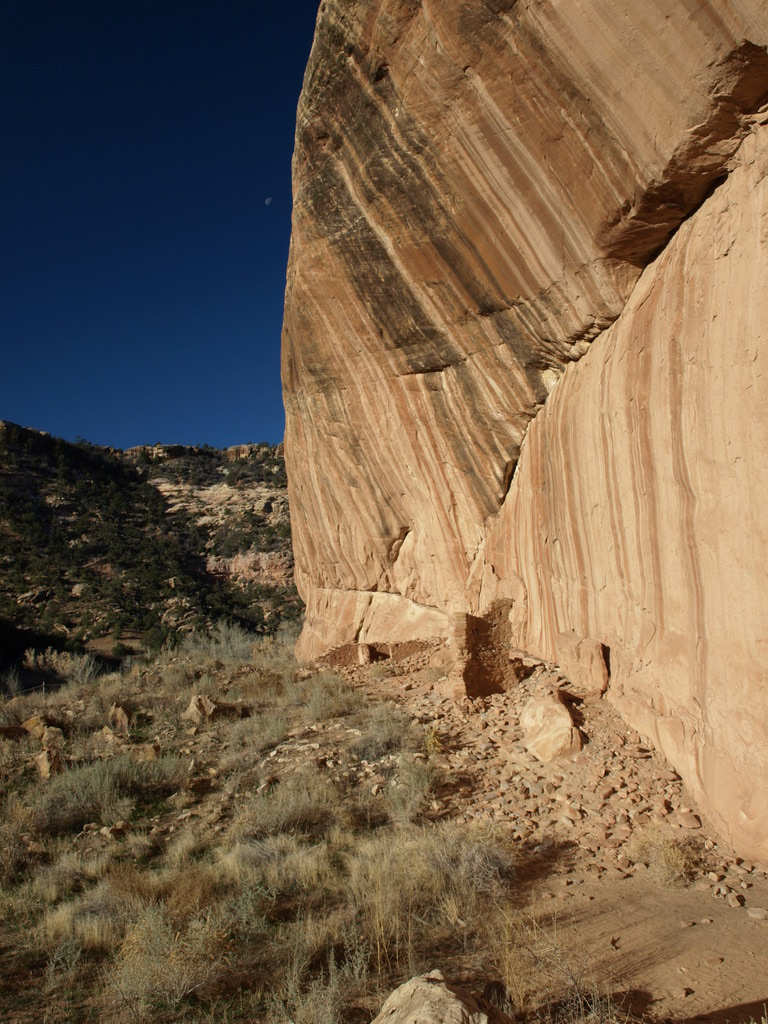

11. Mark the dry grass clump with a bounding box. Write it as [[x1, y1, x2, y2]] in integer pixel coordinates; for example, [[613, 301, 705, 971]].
[[347, 821, 517, 973], [43, 864, 159, 953], [0, 793, 40, 885], [629, 826, 700, 886], [490, 911, 640, 1024], [299, 670, 365, 720], [351, 701, 424, 761], [385, 755, 442, 824], [33, 850, 111, 903], [216, 834, 336, 903], [227, 769, 342, 843], [45, 878, 138, 951], [223, 708, 292, 760], [31, 753, 187, 836]]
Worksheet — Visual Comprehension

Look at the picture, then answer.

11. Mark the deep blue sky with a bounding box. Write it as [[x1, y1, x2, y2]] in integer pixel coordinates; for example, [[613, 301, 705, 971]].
[[0, 1, 320, 449]]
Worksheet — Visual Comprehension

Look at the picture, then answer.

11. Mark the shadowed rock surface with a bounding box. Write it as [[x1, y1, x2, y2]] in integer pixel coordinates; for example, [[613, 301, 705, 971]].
[[282, 0, 768, 862]]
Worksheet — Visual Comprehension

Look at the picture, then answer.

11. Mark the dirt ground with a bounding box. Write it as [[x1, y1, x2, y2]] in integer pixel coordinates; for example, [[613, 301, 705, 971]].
[[349, 648, 768, 1023]]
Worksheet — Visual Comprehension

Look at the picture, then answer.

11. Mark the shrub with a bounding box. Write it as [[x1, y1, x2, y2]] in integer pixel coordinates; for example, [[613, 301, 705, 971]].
[[228, 770, 340, 843], [106, 904, 229, 1018], [300, 671, 363, 721], [351, 701, 424, 761], [182, 620, 256, 662], [385, 756, 441, 825], [32, 754, 186, 835], [630, 826, 699, 886]]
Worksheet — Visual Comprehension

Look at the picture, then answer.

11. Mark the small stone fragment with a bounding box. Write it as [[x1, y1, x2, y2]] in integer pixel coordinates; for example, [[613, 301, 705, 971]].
[[34, 747, 64, 779], [677, 811, 701, 829], [108, 703, 131, 735]]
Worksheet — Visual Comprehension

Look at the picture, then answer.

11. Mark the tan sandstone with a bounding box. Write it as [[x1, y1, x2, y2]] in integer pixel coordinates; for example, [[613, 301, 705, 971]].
[[519, 690, 582, 763], [282, 0, 768, 863], [371, 970, 512, 1024]]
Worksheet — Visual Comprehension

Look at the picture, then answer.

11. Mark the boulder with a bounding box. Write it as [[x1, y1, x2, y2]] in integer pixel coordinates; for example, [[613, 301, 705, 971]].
[[21, 715, 48, 740], [519, 691, 582, 762], [41, 726, 64, 750], [181, 694, 217, 725], [371, 971, 513, 1024], [181, 694, 250, 724]]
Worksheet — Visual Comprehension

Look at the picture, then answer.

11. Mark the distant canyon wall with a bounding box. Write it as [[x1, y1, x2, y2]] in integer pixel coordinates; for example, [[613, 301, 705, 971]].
[[282, 0, 768, 862]]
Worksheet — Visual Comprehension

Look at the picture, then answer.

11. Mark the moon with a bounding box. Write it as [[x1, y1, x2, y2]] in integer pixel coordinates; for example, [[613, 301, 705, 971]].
[[265, 197, 273, 206]]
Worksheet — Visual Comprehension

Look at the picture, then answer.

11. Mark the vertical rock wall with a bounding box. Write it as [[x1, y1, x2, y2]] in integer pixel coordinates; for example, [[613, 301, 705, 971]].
[[282, 0, 768, 861], [481, 125, 768, 862]]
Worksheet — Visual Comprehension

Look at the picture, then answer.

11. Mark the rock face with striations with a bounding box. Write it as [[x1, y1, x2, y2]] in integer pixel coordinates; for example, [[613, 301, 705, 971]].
[[282, 0, 768, 863]]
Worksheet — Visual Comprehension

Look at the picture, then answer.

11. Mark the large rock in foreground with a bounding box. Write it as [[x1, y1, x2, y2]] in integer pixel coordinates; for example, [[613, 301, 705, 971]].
[[282, 0, 768, 862], [371, 971, 512, 1024]]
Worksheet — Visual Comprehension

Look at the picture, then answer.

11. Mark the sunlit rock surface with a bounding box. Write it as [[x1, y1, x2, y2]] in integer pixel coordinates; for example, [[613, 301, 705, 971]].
[[282, 0, 768, 860]]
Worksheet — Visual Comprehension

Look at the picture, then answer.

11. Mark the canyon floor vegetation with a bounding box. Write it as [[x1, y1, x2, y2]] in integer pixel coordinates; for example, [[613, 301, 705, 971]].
[[1, 624, 767, 1023]]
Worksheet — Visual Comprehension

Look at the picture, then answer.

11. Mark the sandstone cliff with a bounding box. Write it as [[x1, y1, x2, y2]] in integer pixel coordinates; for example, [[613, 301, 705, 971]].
[[282, 0, 768, 862]]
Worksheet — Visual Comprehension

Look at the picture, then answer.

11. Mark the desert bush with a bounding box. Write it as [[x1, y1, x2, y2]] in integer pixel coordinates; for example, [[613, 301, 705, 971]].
[[182, 619, 256, 662], [215, 878, 271, 942], [32, 753, 186, 835], [300, 670, 363, 720], [351, 701, 424, 761], [629, 826, 699, 886], [0, 799, 35, 886], [385, 755, 442, 824], [265, 939, 369, 1024], [23, 647, 99, 688], [227, 770, 341, 843], [106, 903, 229, 1018], [44, 935, 83, 996]]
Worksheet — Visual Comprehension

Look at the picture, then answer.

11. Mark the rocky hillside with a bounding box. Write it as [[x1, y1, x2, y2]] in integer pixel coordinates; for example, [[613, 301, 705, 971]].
[[0, 422, 299, 674], [281, 0, 768, 863]]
